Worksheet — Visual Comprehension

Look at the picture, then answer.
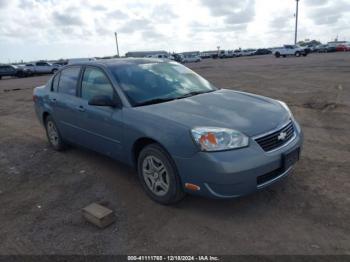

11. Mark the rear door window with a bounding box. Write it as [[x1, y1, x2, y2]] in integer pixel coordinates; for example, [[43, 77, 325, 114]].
[[58, 67, 81, 96], [51, 73, 60, 92]]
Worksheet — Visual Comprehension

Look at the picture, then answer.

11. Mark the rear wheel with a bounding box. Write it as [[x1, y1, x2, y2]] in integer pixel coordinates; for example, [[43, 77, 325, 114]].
[[275, 52, 281, 58], [137, 144, 185, 204], [45, 115, 66, 151], [295, 51, 301, 57]]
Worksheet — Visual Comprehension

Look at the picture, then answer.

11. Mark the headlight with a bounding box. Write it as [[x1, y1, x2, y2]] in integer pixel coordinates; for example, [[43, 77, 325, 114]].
[[191, 127, 249, 151], [277, 100, 293, 118]]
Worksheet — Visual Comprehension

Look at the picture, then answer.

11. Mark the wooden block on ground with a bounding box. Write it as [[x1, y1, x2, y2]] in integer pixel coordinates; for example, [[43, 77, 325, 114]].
[[82, 203, 115, 228]]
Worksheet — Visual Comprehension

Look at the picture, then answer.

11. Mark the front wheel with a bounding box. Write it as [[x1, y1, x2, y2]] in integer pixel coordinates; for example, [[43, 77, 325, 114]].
[[295, 51, 301, 57], [45, 115, 66, 151], [275, 52, 281, 58], [137, 144, 185, 204]]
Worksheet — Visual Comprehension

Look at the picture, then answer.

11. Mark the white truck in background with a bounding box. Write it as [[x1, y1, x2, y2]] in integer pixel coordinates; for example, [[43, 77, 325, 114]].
[[273, 45, 308, 58], [24, 61, 60, 74]]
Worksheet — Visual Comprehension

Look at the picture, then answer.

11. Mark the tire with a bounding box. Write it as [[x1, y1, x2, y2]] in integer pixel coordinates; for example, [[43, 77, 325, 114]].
[[137, 144, 185, 204], [0, 76, 2, 80], [302, 53, 307, 57], [45, 115, 66, 151], [295, 51, 301, 57], [282, 55, 287, 58], [52, 69, 58, 74], [275, 52, 280, 58]]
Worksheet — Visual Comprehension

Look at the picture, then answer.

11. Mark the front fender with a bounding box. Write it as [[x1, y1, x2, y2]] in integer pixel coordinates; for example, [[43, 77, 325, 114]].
[[122, 108, 199, 166]]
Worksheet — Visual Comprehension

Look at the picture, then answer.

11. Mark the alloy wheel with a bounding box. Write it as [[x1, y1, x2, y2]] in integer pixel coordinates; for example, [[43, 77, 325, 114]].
[[142, 155, 170, 196]]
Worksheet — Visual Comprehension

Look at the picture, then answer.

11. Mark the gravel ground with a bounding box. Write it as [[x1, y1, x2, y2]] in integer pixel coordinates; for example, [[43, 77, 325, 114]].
[[0, 53, 349, 255]]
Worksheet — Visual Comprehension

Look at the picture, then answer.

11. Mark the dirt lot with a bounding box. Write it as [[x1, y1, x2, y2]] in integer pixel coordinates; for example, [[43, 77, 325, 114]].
[[0, 53, 349, 255]]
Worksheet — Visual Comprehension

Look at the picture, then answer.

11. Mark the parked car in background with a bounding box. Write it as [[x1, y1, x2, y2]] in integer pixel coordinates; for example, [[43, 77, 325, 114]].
[[273, 45, 307, 58], [173, 54, 184, 63], [182, 55, 201, 63], [25, 61, 60, 74], [233, 50, 243, 57], [33, 59, 303, 204], [302, 46, 312, 54], [241, 49, 257, 56], [254, 49, 272, 55], [326, 46, 337, 53], [146, 54, 174, 60], [0, 64, 30, 80], [218, 50, 234, 58], [315, 44, 329, 53], [199, 52, 213, 59], [336, 44, 350, 52]]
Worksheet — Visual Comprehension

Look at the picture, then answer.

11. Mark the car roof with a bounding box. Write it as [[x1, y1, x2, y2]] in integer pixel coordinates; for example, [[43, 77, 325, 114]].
[[67, 58, 168, 68]]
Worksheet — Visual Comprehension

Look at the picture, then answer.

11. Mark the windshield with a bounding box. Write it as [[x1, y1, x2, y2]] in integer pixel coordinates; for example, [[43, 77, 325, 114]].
[[110, 62, 217, 106]]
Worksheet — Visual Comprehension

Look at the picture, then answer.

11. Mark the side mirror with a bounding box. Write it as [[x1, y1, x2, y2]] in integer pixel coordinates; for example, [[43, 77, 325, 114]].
[[88, 95, 117, 107]]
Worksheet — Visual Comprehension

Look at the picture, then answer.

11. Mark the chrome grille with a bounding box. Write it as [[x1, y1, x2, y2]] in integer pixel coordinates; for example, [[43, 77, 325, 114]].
[[255, 121, 295, 152]]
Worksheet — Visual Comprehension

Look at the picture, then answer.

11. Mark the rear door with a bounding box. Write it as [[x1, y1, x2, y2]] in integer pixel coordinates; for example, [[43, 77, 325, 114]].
[[52, 66, 84, 143], [74, 66, 123, 159]]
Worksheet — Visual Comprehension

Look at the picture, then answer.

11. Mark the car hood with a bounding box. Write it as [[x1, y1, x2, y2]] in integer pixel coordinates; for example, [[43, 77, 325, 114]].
[[135, 89, 290, 137]]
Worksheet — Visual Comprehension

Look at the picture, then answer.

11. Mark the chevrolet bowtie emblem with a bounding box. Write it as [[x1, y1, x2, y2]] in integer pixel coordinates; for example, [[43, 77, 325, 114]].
[[278, 131, 287, 141]]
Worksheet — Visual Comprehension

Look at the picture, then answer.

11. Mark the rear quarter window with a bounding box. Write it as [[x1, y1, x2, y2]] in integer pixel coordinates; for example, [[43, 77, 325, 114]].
[[58, 67, 81, 96]]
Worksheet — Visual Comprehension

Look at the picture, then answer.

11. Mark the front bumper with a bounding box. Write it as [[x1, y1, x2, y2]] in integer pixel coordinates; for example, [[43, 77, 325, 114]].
[[173, 120, 303, 199]]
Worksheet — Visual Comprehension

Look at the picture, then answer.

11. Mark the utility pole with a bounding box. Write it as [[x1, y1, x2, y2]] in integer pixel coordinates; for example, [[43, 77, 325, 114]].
[[294, 0, 300, 45], [114, 32, 120, 57]]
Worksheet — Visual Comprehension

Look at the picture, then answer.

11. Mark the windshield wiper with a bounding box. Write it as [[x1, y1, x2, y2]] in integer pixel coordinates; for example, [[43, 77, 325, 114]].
[[135, 90, 217, 107], [177, 89, 216, 99], [135, 97, 177, 107]]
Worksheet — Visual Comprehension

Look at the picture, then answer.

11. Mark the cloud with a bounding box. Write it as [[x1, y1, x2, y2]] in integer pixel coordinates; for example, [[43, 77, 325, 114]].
[[201, 0, 236, 16], [200, 0, 255, 32], [151, 4, 178, 22], [142, 29, 165, 40], [304, 0, 329, 6], [225, 1, 255, 25], [52, 11, 84, 26], [308, 0, 350, 25], [90, 4, 108, 11], [106, 10, 129, 20], [0, 0, 9, 8], [201, 0, 255, 24], [118, 18, 153, 33], [269, 13, 294, 31]]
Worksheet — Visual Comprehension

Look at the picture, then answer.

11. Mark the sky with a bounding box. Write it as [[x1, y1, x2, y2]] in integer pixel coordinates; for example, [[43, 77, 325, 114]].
[[0, 0, 349, 63]]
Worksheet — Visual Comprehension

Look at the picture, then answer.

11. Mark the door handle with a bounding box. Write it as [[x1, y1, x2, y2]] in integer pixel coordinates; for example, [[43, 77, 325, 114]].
[[76, 105, 85, 112]]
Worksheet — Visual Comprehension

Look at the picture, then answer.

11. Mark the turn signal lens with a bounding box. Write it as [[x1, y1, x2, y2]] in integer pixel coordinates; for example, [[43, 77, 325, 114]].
[[185, 183, 201, 191]]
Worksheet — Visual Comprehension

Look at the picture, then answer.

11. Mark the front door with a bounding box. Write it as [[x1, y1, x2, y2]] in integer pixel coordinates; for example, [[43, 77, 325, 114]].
[[74, 66, 123, 159]]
